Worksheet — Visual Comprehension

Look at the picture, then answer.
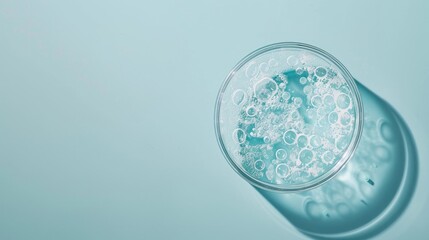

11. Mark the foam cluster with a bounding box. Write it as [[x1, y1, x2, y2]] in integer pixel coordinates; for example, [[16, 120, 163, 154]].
[[230, 57, 356, 186]]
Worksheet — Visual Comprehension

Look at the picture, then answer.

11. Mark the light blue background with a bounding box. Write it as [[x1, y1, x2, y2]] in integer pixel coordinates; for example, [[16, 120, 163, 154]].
[[1, 1, 428, 239]]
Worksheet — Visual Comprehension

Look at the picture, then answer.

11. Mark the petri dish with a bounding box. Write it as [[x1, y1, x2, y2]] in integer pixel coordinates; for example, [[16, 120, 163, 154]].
[[215, 42, 363, 192]]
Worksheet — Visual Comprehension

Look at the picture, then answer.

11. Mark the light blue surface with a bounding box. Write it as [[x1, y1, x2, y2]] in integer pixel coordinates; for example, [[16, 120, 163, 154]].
[[0, 1, 428, 239]]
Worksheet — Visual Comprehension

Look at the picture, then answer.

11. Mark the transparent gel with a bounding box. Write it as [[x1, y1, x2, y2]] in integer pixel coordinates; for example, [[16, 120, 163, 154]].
[[215, 43, 418, 239]]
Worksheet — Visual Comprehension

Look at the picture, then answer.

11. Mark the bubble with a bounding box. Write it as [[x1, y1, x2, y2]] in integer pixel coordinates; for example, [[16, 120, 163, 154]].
[[279, 73, 288, 82], [296, 67, 304, 75], [276, 163, 290, 178], [259, 62, 269, 73], [279, 82, 286, 89], [282, 92, 291, 100], [310, 135, 322, 148], [379, 120, 394, 142], [232, 89, 247, 106], [232, 128, 246, 144], [268, 58, 278, 67], [307, 109, 317, 120], [303, 85, 313, 94], [283, 130, 297, 145], [254, 160, 266, 171], [336, 136, 349, 150], [323, 94, 335, 106], [315, 66, 327, 78], [294, 97, 303, 106], [246, 105, 257, 117], [253, 77, 278, 101], [328, 112, 338, 124], [290, 110, 299, 120], [311, 95, 322, 107], [297, 135, 308, 148], [318, 116, 329, 127], [245, 61, 259, 78], [263, 136, 271, 143], [322, 151, 334, 164], [299, 149, 313, 163], [299, 77, 307, 84], [337, 94, 351, 109], [340, 112, 352, 125], [276, 149, 288, 160], [287, 55, 299, 66]]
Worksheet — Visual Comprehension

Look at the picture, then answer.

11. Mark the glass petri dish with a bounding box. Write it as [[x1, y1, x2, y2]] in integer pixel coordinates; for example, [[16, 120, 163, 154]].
[[215, 42, 363, 192]]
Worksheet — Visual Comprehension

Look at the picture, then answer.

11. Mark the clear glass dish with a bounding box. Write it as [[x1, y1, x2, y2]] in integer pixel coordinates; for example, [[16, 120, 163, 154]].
[[214, 42, 418, 238]]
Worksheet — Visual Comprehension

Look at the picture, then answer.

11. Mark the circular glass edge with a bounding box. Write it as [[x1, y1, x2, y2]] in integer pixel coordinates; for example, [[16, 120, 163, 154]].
[[214, 42, 364, 192]]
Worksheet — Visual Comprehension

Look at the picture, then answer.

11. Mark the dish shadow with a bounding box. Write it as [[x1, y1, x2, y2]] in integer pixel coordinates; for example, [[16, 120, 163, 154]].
[[257, 83, 419, 239]]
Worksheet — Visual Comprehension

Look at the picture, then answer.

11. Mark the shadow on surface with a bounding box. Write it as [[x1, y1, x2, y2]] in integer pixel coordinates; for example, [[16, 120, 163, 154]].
[[257, 83, 419, 239]]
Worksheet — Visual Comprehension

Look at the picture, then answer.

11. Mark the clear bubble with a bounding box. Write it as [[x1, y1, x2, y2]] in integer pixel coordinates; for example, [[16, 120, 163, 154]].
[[232, 128, 246, 144], [311, 95, 322, 107], [299, 149, 313, 163], [322, 151, 334, 164], [287, 55, 299, 66], [283, 130, 297, 145], [318, 116, 329, 127], [282, 92, 291, 100], [315, 66, 327, 78], [323, 94, 335, 106], [263, 136, 271, 143], [310, 135, 322, 148], [268, 58, 278, 67], [307, 109, 317, 120], [246, 105, 257, 117], [279, 82, 286, 89], [232, 89, 247, 106], [298, 135, 308, 148], [253, 77, 278, 101], [259, 62, 269, 73], [276, 149, 288, 160], [294, 97, 303, 106], [276, 163, 290, 178], [245, 61, 259, 78], [299, 77, 307, 84], [303, 85, 313, 94], [340, 112, 352, 125], [328, 112, 339, 124], [337, 94, 351, 109], [296, 67, 304, 75], [290, 110, 299, 120], [254, 159, 266, 171], [279, 73, 288, 82], [336, 136, 349, 150]]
